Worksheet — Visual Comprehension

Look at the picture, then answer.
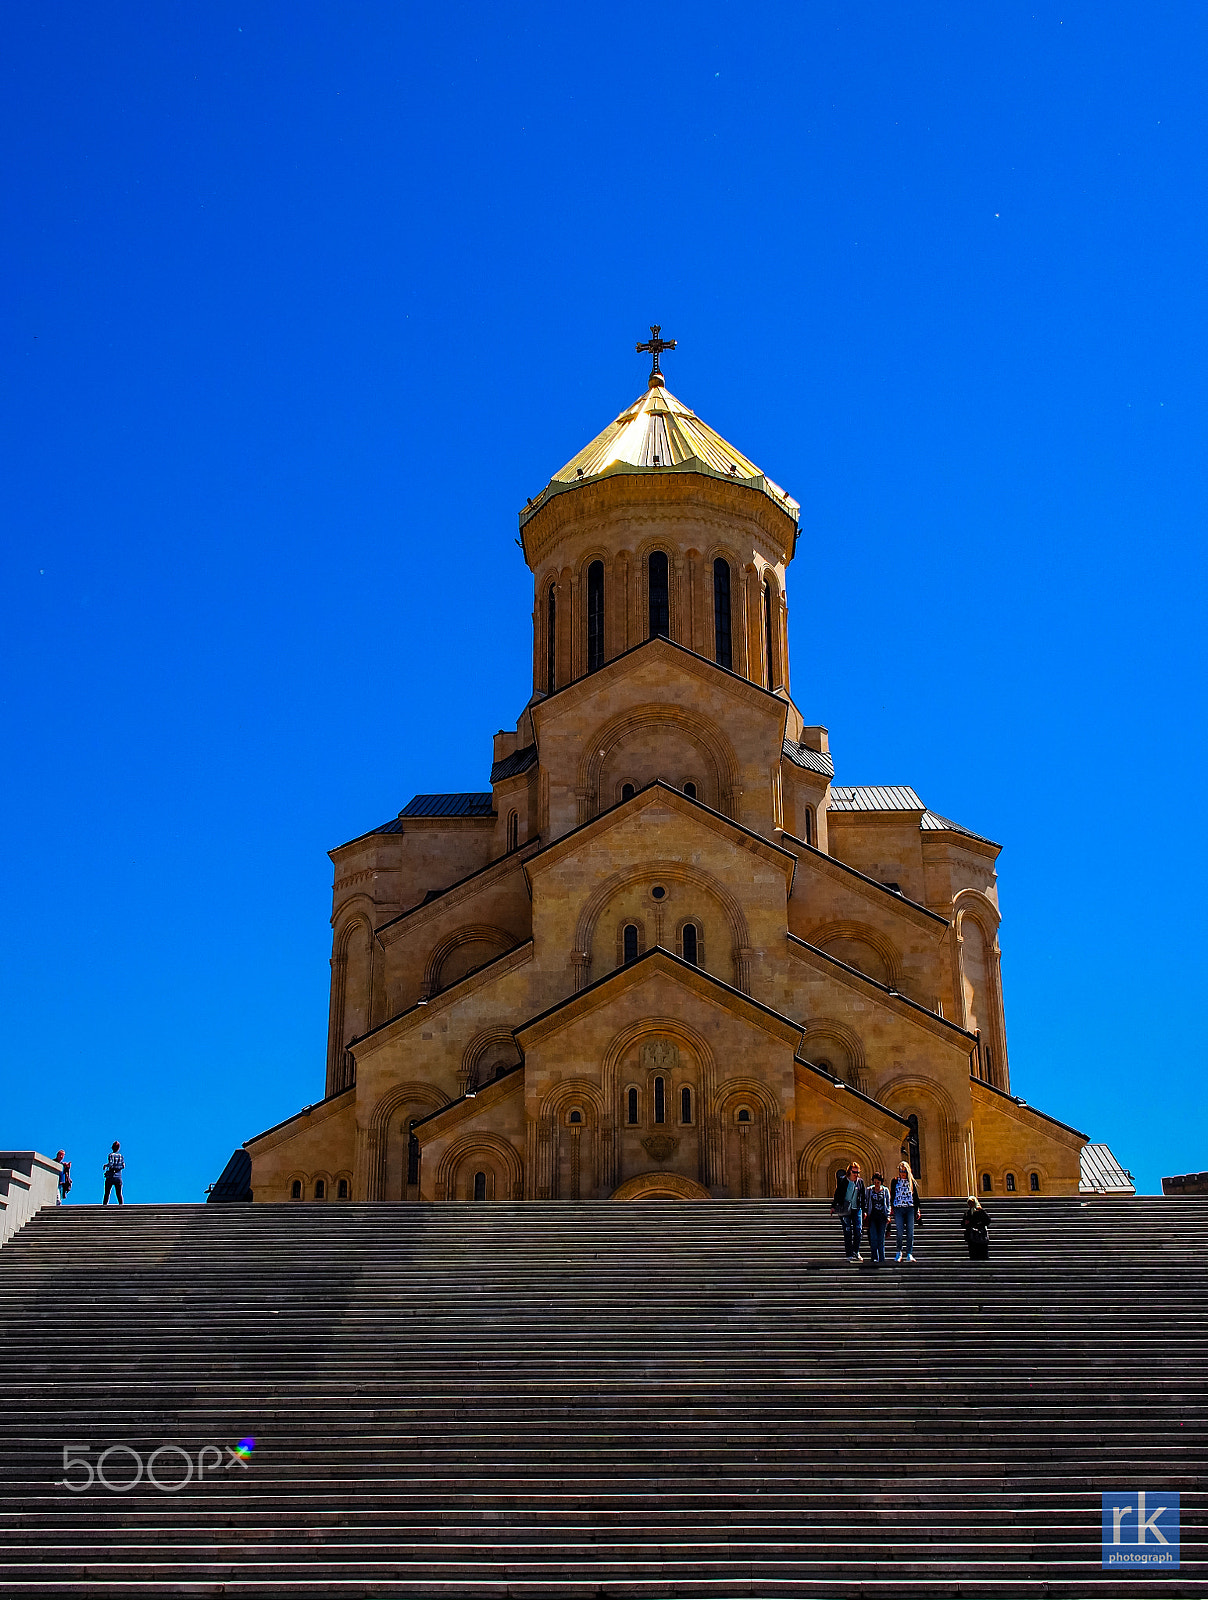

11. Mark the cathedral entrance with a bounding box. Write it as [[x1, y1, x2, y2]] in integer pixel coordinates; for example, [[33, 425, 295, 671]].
[[610, 1173, 711, 1201]]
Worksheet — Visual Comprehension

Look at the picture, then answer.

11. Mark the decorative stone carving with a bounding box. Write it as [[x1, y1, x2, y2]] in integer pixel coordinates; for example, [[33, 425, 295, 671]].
[[640, 1039, 679, 1074], [641, 1134, 679, 1164]]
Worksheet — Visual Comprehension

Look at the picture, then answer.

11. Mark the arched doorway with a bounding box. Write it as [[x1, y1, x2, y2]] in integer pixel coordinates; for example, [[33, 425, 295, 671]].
[[610, 1172, 711, 1201]]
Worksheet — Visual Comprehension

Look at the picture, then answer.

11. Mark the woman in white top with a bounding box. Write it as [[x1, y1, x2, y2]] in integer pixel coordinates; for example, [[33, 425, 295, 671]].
[[891, 1159, 919, 1263]]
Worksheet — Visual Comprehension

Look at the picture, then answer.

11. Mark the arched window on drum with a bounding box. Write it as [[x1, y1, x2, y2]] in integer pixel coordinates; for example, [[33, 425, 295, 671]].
[[587, 560, 605, 672], [648, 551, 669, 639], [713, 558, 732, 669]]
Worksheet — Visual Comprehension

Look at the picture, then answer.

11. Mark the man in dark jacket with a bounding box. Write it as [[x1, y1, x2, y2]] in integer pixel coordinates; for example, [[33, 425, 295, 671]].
[[830, 1162, 867, 1262]]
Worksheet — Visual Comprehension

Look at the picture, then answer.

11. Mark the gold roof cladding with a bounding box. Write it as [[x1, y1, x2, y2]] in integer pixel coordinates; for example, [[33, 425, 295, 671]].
[[519, 386, 800, 533]]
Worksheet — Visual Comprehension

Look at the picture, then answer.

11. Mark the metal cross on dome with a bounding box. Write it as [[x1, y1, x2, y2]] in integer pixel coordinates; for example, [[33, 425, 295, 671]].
[[636, 324, 677, 388]]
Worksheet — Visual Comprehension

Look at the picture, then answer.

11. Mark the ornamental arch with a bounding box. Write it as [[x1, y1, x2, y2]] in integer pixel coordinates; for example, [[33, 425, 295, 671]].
[[809, 921, 903, 992], [326, 906, 374, 1094], [422, 924, 516, 999], [573, 859, 754, 993], [531, 1078, 607, 1201], [435, 1132, 524, 1202], [577, 704, 740, 823], [877, 1075, 962, 1195], [460, 1028, 521, 1096], [799, 1019, 869, 1093], [715, 1077, 791, 1199], [364, 1080, 451, 1201], [797, 1129, 889, 1199], [600, 1017, 720, 1194]]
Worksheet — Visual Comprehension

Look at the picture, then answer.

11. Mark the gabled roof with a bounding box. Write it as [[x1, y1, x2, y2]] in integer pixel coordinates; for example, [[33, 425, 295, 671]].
[[520, 385, 799, 530], [515, 944, 804, 1049], [333, 791, 498, 851], [523, 778, 797, 888], [828, 785, 924, 813], [490, 743, 538, 783], [1080, 1142, 1133, 1192], [399, 793, 495, 818], [972, 1075, 1089, 1143], [778, 830, 949, 930], [782, 738, 835, 778], [788, 933, 977, 1044], [920, 809, 999, 846], [533, 631, 791, 719], [828, 785, 997, 847]]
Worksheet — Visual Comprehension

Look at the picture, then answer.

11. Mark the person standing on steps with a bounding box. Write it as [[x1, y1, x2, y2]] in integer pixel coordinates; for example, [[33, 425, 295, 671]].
[[892, 1159, 919, 1263], [830, 1160, 866, 1263], [103, 1142, 125, 1206], [961, 1196, 991, 1260], [55, 1151, 72, 1203], [865, 1171, 892, 1266]]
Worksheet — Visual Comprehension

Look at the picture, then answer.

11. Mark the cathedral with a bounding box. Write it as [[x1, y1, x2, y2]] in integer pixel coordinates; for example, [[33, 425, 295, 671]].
[[247, 332, 1087, 1205]]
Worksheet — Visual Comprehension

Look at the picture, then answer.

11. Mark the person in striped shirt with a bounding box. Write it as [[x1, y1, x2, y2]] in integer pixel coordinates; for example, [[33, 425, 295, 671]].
[[103, 1142, 125, 1206]]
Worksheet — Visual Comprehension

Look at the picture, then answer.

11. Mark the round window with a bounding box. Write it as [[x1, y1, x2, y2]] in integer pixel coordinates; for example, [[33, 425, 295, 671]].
[[651, 885, 666, 901]]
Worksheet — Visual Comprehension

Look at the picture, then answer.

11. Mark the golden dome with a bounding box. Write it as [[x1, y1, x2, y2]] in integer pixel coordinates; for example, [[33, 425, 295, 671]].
[[519, 385, 799, 530]]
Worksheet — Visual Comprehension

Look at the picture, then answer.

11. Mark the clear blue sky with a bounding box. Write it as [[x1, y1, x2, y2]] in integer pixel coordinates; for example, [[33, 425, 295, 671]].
[[3, 4, 1204, 1201]]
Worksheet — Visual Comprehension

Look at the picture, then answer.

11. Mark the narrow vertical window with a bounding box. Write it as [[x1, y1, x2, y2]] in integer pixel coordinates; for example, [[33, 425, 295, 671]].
[[623, 924, 639, 964], [473, 1170, 487, 1201], [1029, 1172, 1040, 1192], [981, 1172, 992, 1193], [683, 781, 697, 799], [406, 1119, 420, 1185], [680, 1086, 692, 1124], [1005, 1172, 1016, 1192], [621, 782, 635, 802], [713, 558, 732, 669], [546, 583, 556, 695], [648, 551, 669, 638], [291, 1179, 302, 1200], [314, 1179, 325, 1200], [506, 811, 518, 851], [802, 806, 814, 846], [587, 560, 605, 672], [337, 1178, 348, 1200], [682, 923, 698, 966], [763, 579, 778, 688], [654, 1076, 665, 1124], [627, 1087, 639, 1124]]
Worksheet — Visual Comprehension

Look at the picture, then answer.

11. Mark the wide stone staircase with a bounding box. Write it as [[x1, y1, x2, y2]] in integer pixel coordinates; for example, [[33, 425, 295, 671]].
[[0, 1197, 1204, 1596]]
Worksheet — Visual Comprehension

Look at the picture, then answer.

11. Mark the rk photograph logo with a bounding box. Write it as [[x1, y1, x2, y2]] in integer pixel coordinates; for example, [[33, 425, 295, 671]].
[[1102, 1491, 1180, 1569]]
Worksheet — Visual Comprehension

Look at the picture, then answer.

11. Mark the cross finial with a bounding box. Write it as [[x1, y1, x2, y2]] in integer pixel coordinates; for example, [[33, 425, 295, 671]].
[[635, 324, 677, 389]]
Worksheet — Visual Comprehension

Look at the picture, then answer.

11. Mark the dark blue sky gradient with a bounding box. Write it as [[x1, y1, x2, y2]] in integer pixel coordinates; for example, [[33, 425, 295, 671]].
[[3, 3, 1204, 1199]]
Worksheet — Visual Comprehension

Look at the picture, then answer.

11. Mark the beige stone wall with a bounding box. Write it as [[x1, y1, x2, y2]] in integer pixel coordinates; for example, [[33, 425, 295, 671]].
[[970, 1081, 1083, 1196], [247, 1090, 356, 1204]]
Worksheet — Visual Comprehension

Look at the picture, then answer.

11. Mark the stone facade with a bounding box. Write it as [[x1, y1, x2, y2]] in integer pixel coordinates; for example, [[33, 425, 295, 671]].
[[246, 374, 1087, 1204]]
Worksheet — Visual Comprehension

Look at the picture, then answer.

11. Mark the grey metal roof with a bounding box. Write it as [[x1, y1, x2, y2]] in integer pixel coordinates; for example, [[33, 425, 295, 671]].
[[921, 809, 998, 845], [828, 785, 925, 812], [491, 743, 538, 783], [826, 786, 995, 845], [397, 793, 495, 819], [1079, 1142, 1136, 1195], [782, 739, 835, 778]]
